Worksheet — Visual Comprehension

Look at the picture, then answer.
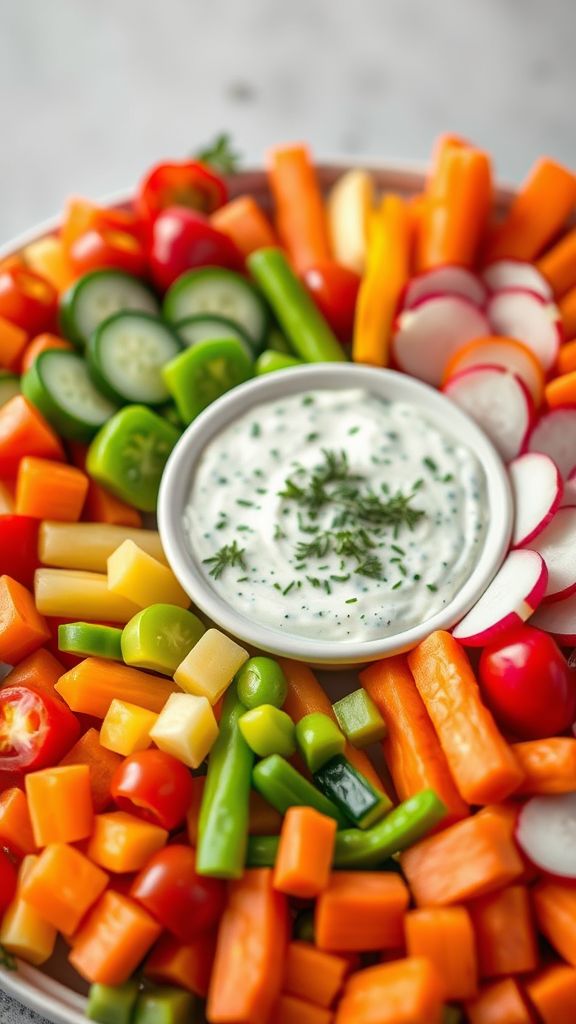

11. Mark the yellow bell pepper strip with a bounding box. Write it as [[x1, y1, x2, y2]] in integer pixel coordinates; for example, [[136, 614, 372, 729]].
[[19, 843, 109, 935], [35, 568, 140, 623], [0, 855, 57, 965], [148, 692, 219, 769], [174, 628, 249, 705], [25, 764, 94, 846], [87, 811, 168, 873], [327, 169, 374, 274], [38, 520, 166, 572], [107, 540, 189, 610], [55, 657, 177, 718], [352, 194, 410, 367], [100, 699, 158, 756]]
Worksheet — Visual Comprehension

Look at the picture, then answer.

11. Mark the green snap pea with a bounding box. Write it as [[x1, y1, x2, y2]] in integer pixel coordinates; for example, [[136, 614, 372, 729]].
[[121, 603, 205, 675], [238, 705, 296, 758], [252, 754, 348, 827], [236, 656, 287, 709], [295, 712, 346, 773], [255, 350, 303, 375], [86, 981, 139, 1024], [133, 987, 197, 1024], [333, 687, 387, 748], [58, 622, 123, 661]]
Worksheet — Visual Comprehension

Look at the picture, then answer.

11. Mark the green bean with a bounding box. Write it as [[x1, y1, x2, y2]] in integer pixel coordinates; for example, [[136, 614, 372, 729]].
[[255, 350, 303, 375], [252, 754, 348, 826]]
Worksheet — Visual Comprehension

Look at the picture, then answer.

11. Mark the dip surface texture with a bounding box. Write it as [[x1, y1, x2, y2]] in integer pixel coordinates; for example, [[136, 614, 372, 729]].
[[184, 388, 488, 642]]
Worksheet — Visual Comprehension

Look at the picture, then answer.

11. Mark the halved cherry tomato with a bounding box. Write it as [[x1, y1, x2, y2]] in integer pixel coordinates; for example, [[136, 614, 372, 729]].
[[130, 844, 225, 942], [0, 849, 17, 913], [302, 261, 360, 343], [110, 749, 194, 830], [137, 161, 227, 223], [148, 206, 243, 291], [61, 198, 143, 252], [0, 686, 80, 774], [0, 268, 57, 334], [68, 227, 147, 277]]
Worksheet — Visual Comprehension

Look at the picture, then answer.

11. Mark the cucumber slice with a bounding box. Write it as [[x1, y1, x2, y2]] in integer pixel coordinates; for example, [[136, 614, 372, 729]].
[[22, 350, 119, 442], [60, 269, 159, 347], [87, 312, 182, 406], [163, 338, 253, 424], [175, 313, 253, 356], [163, 268, 268, 349], [0, 371, 20, 408]]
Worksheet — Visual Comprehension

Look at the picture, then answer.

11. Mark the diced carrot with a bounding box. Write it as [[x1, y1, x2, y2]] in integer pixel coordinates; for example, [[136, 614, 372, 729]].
[[525, 964, 576, 1024], [83, 480, 142, 527], [334, 957, 445, 1024], [211, 195, 278, 256], [20, 842, 108, 935], [557, 338, 576, 375], [538, 227, 576, 296], [405, 906, 477, 1000], [486, 159, 576, 262], [283, 941, 349, 1008], [0, 787, 37, 857], [559, 286, 576, 340], [400, 811, 523, 906], [315, 871, 409, 952], [59, 727, 122, 812], [55, 657, 177, 718], [361, 656, 469, 825], [0, 575, 50, 664], [249, 789, 283, 835], [545, 371, 576, 409], [267, 145, 331, 274], [0, 395, 65, 477], [20, 334, 73, 374], [513, 738, 576, 794], [275, 994, 332, 1024], [0, 854, 57, 965], [418, 144, 492, 270], [477, 804, 538, 884], [533, 880, 576, 966], [1, 647, 64, 700], [87, 811, 167, 873], [0, 315, 28, 372], [207, 868, 288, 1024], [408, 631, 524, 804], [468, 885, 538, 978], [145, 930, 217, 998], [69, 890, 161, 985], [466, 978, 535, 1024], [23, 236, 76, 293], [15, 456, 89, 521], [26, 763, 93, 846], [274, 807, 336, 899]]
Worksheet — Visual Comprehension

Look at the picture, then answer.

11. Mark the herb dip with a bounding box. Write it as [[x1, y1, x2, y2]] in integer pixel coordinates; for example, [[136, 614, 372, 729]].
[[183, 388, 488, 642]]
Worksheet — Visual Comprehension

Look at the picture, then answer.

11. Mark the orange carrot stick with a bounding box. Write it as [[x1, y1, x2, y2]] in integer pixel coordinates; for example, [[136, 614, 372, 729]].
[[0, 395, 65, 477], [408, 631, 524, 804], [274, 807, 336, 898], [55, 657, 177, 718], [466, 978, 534, 1024], [0, 316, 28, 372], [25, 764, 93, 846], [525, 964, 576, 1024], [418, 145, 492, 270], [83, 481, 143, 528], [315, 871, 409, 952], [267, 145, 331, 274], [69, 890, 161, 985], [557, 338, 576, 375], [533, 880, 576, 967], [15, 456, 89, 521], [283, 941, 349, 1008], [144, 930, 217, 998], [335, 957, 445, 1024], [1, 647, 64, 700], [276, 994, 332, 1024], [211, 195, 278, 257], [513, 738, 576, 794], [405, 906, 477, 1000], [20, 334, 73, 374], [361, 656, 469, 825], [0, 788, 36, 858], [20, 843, 108, 935], [468, 885, 538, 978], [59, 727, 123, 812], [538, 226, 576, 297], [486, 158, 576, 263], [559, 285, 576, 339], [545, 370, 576, 408], [0, 575, 50, 664], [427, 133, 470, 186]]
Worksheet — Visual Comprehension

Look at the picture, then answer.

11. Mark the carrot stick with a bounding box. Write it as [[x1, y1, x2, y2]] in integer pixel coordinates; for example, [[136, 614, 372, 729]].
[[334, 957, 445, 1024], [0, 395, 65, 477], [418, 144, 492, 270], [207, 868, 288, 1024], [283, 941, 349, 1008], [533, 880, 576, 967], [400, 811, 523, 906], [513, 738, 576, 794], [275, 995, 332, 1024], [315, 871, 409, 952], [274, 806, 336, 898], [69, 890, 161, 985], [559, 284, 576, 338], [0, 788, 36, 858], [486, 158, 576, 262], [15, 456, 89, 521], [426, 133, 470, 187], [408, 631, 524, 804], [477, 804, 538, 884], [55, 657, 177, 717], [267, 145, 331, 274], [211, 195, 278, 256], [557, 338, 576, 375], [468, 885, 538, 978], [0, 316, 28, 372], [20, 843, 108, 935], [59, 727, 122, 812], [144, 930, 217, 998], [0, 575, 50, 664], [361, 656, 469, 824], [25, 764, 93, 846], [1, 647, 64, 700], [466, 978, 534, 1024], [405, 906, 477, 1000], [525, 964, 576, 1024], [544, 371, 576, 409], [538, 226, 576, 297]]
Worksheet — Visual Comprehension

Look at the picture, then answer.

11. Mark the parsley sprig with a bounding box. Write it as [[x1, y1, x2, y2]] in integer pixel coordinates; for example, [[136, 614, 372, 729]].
[[202, 540, 246, 579]]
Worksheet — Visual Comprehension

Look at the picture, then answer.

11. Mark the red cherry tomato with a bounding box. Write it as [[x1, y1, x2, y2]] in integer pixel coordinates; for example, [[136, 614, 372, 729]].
[[68, 227, 147, 277], [147, 206, 243, 291], [302, 261, 360, 342], [130, 844, 225, 942], [137, 160, 227, 223], [110, 749, 194, 830], [0, 686, 80, 773], [0, 267, 57, 334], [479, 625, 576, 739], [0, 849, 17, 913]]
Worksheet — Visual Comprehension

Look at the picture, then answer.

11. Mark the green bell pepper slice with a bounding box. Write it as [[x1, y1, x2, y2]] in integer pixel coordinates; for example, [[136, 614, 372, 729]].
[[58, 622, 123, 661], [255, 350, 303, 375], [162, 338, 253, 425]]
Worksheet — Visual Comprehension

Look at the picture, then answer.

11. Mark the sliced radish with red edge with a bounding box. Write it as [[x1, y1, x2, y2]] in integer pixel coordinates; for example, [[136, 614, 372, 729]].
[[401, 266, 487, 310], [530, 589, 576, 643], [486, 288, 562, 371], [482, 260, 553, 301], [392, 295, 490, 386], [516, 793, 576, 879], [442, 336, 545, 407], [509, 452, 563, 547], [452, 549, 547, 647], [527, 506, 576, 603], [444, 365, 534, 463], [527, 407, 576, 479]]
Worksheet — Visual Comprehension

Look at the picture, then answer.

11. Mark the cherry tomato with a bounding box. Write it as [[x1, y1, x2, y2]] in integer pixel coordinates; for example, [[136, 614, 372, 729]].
[[0, 686, 80, 773], [110, 749, 194, 830], [0, 267, 57, 334], [479, 625, 576, 739], [130, 844, 225, 942], [137, 160, 227, 223], [148, 206, 243, 291], [0, 849, 17, 913], [302, 262, 360, 342], [68, 227, 147, 278]]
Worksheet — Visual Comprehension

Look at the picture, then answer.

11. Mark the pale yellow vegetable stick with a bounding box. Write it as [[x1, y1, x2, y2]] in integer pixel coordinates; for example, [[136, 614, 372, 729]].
[[39, 521, 167, 573], [34, 568, 140, 623], [150, 692, 219, 769], [327, 169, 374, 274], [174, 628, 249, 705], [0, 856, 57, 966], [107, 540, 189, 609], [100, 700, 158, 757]]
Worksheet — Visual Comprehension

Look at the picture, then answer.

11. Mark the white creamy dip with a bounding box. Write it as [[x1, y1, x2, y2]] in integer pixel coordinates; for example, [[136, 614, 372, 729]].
[[183, 388, 488, 642]]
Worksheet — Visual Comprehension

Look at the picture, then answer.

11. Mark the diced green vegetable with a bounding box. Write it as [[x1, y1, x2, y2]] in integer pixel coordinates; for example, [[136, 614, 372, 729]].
[[255, 350, 303, 375], [293, 908, 315, 942], [252, 754, 348, 827], [60, 269, 159, 348], [163, 267, 269, 349], [22, 350, 119, 442], [235, 656, 287, 709], [162, 338, 253, 424], [58, 622, 123, 661], [133, 986, 197, 1024], [121, 604, 205, 675], [333, 687, 387, 748], [0, 371, 20, 409], [238, 705, 296, 758], [295, 712, 346, 773], [314, 754, 392, 828], [87, 312, 182, 406], [86, 981, 139, 1024]]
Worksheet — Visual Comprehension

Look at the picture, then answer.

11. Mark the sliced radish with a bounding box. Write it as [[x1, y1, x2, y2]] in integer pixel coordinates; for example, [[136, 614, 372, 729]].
[[527, 506, 576, 602], [486, 288, 562, 371], [516, 794, 576, 879], [442, 336, 545, 407], [392, 296, 490, 386], [527, 407, 576, 479], [530, 589, 576, 643], [452, 549, 547, 647], [482, 260, 553, 301], [443, 365, 534, 463], [509, 452, 563, 547], [401, 266, 487, 310]]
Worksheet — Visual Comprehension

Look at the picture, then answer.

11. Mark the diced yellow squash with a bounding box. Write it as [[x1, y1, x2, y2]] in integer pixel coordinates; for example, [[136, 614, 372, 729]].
[[23, 236, 75, 292], [39, 521, 167, 572], [174, 628, 249, 705], [149, 692, 219, 768], [100, 699, 158, 756], [327, 168, 374, 274], [0, 856, 57, 965], [108, 540, 189, 610], [34, 568, 140, 623]]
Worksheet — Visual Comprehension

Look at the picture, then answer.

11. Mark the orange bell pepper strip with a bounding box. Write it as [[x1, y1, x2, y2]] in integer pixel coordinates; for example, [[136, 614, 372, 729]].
[[0, 315, 28, 372], [400, 810, 523, 906], [468, 885, 538, 978], [334, 957, 445, 1024], [207, 868, 289, 1024], [525, 964, 576, 1024], [418, 144, 492, 270], [0, 395, 65, 477], [486, 158, 576, 263], [557, 338, 576, 375], [0, 575, 50, 664], [533, 880, 576, 967], [352, 194, 410, 366], [361, 656, 469, 825], [15, 456, 89, 521], [69, 890, 161, 985], [20, 334, 73, 374], [513, 738, 576, 794], [0, 787, 37, 857], [86, 811, 168, 873], [25, 763, 94, 846], [559, 285, 576, 339], [283, 941, 349, 1008], [315, 871, 409, 952], [59, 727, 122, 812], [144, 930, 217, 998], [211, 195, 278, 257], [20, 842, 108, 935], [408, 631, 524, 804], [274, 807, 336, 898], [405, 906, 478, 1000], [267, 144, 331, 274], [1, 647, 65, 700], [538, 226, 576, 297], [466, 978, 534, 1024], [275, 994, 332, 1024], [55, 657, 177, 718]]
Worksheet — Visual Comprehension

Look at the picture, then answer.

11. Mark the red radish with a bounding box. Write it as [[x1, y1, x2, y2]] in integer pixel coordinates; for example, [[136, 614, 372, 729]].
[[516, 793, 576, 879], [401, 265, 486, 310], [527, 506, 576, 602], [482, 259, 553, 301], [442, 336, 545, 407], [527, 407, 576, 479], [443, 365, 534, 463], [392, 295, 490, 386], [531, 589, 576, 643], [562, 468, 576, 506], [509, 452, 563, 547], [452, 549, 547, 647], [486, 288, 563, 371]]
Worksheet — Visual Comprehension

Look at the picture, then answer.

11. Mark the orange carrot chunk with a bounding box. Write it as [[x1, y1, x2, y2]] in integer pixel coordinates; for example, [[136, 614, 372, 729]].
[[466, 978, 535, 1024], [211, 195, 279, 256], [283, 941, 349, 1008], [545, 371, 576, 409], [538, 226, 576, 297], [418, 144, 492, 270], [533, 881, 576, 966], [559, 285, 576, 339], [20, 842, 108, 935], [0, 395, 65, 477], [144, 930, 217, 998], [15, 456, 89, 521], [59, 727, 122, 812], [513, 738, 576, 794], [315, 871, 409, 952], [267, 145, 331, 274], [405, 906, 478, 1000], [83, 480, 143, 528], [25, 763, 94, 846], [525, 964, 576, 1024], [1, 647, 65, 700], [275, 994, 332, 1024], [408, 631, 524, 804], [557, 338, 576, 375], [69, 890, 161, 985], [0, 788, 37, 858], [334, 957, 445, 1024], [274, 807, 336, 898], [486, 157, 576, 261], [0, 575, 50, 664], [468, 885, 538, 978], [0, 316, 28, 372], [55, 657, 177, 718]]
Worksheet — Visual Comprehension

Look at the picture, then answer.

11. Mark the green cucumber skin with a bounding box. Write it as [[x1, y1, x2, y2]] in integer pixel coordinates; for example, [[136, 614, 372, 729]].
[[87, 312, 182, 407], [59, 270, 159, 348], [21, 355, 117, 443], [163, 268, 269, 348]]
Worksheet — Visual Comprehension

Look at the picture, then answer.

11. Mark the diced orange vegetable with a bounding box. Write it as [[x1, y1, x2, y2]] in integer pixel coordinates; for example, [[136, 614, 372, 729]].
[[315, 871, 409, 952], [557, 338, 576, 375], [274, 807, 336, 898], [0, 479, 14, 513], [26, 763, 93, 846], [559, 286, 576, 340], [267, 145, 331, 274], [468, 885, 538, 978], [249, 789, 283, 835], [486, 158, 576, 262], [0, 395, 65, 477], [538, 226, 576, 296], [0, 855, 57, 965], [20, 842, 108, 935], [87, 811, 167, 873], [405, 906, 477, 1000], [513, 738, 576, 794], [466, 978, 534, 1024], [275, 994, 332, 1024], [0, 575, 50, 664], [525, 964, 576, 1024], [69, 890, 161, 985], [55, 657, 177, 718], [408, 631, 524, 804], [0, 787, 37, 857], [145, 930, 217, 998], [84, 480, 143, 527], [0, 315, 28, 371], [361, 656, 469, 825], [15, 456, 89, 521], [400, 811, 523, 906], [533, 880, 576, 966], [60, 197, 140, 251], [283, 941, 349, 1008], [545, 371, 576, 409], [59, 727, 122, 812], [20, 334, 73, 374], [477, 804, 538, 884], [211, 195, 278, 256], [335, 957, 445, 1024], [23, 236, 76, 293], [207, 868, 288, 1024], [0, 647, 65, 700], [418, 145, 492, 270]]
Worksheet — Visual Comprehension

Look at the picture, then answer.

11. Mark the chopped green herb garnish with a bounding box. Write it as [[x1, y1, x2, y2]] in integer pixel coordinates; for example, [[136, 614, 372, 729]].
[[274, 525, 286, 541], [203, 540, 246, 579], [345, 597, 358, 604], [423, 456, 438, 472], [250, 422, 261, 438], [392, 580, 403, 590], [282, 581, 296, 595], [195, 132, 241, 174], [236, 499, 254, 508], [427, 583, 438, 592]]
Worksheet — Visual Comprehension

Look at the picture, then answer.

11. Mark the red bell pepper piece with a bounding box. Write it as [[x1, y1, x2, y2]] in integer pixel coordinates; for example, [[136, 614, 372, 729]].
[[0, 515, 40, 588], [136, 160, 227, 222], [0, 267, 57, 334]]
